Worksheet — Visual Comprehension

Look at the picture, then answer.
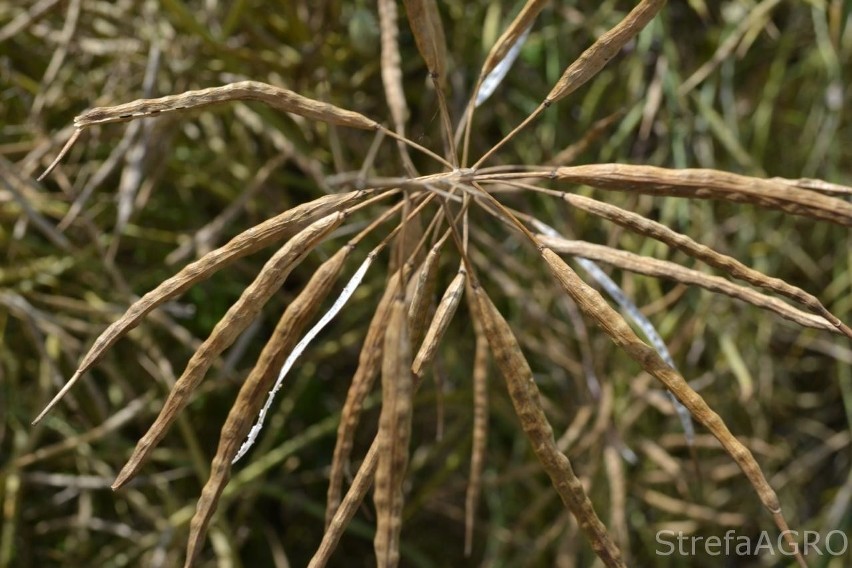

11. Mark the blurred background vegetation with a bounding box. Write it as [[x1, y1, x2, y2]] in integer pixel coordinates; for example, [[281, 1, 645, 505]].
[[2, 0, 851, 566]]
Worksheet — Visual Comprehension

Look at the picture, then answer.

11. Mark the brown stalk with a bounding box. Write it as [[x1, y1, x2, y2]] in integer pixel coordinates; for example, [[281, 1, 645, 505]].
[[603, 444, 630, 560], [33, 190, 370, 425], [472, 284, 626, 568], [113, 211, 344, 489], [538, 246, 807, 568], [181, 244, 352, 568], [640, 489, 747, 526], [464, 292, 489, 557], [373, 296, 414, 568]]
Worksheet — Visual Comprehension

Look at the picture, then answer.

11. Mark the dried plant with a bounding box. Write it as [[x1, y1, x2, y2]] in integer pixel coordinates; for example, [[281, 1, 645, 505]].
[[8, 1, 852, 567]]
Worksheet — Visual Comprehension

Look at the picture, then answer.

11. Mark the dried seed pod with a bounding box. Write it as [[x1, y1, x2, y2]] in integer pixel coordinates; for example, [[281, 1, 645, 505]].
[[312, 311, 436, 567], [33, 190, 368, 424], [539, 246, 805, 567], [373, 296, 414, 568], [538, 235, 837, 333], [478, 0, 548, 83], [182, 245, 352, 568], [311, 438, 380, 568], [473, 284, 626, 568], [407, 245, 441, 350], [311, 331, 438, 568], [411, 268, 466, 378], [555, 163, 852, 226], [74, 81, 378, 130], [37, 80, 390, 180], [326, 268, 405, 526], [554, 191, 852, 338], [402, 0, 448, 85], [471, 0, 665, 169], [547, 0, 666, 103], [113, 211, 344, 489], [378, 0, 409, 135], [234, 247, 380, 463]]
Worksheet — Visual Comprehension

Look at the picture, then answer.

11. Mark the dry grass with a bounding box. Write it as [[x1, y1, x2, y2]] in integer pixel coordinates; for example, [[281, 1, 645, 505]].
[[3, 1, 852, 567]]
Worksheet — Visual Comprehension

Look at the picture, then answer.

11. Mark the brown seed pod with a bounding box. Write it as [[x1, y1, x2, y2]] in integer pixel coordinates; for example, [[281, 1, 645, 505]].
[[182, 244, 352, 567], [473, 284, 626, 568], [373, 296, 414, 568]]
